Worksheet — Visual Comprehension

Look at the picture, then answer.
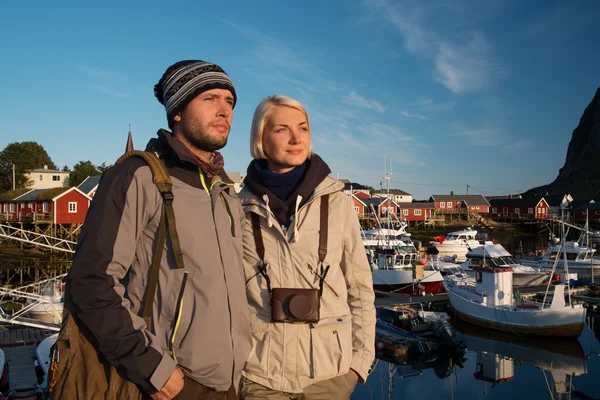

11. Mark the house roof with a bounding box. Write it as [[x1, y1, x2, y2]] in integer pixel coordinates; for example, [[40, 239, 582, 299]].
[[485, 195, 521, 201], [28, 168, 68, 174], [374, 188, 411, 196], [525, 194, 570, 207], [77, 175, 102, 194], [400, 202, 435, 209], [430, 194, 490, 206], [489, 197, 547, 208], [343, 182, 369, 191], [363, 197, 399, 208], [570, 199, 596, 208], [14, 189, 51, 201], [0, 188, 32, 201], [574, 202, 600, 210]]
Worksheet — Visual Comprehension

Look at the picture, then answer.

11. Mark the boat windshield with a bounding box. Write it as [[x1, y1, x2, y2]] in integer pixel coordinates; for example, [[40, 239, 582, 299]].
[[490, 256, 518, 266]]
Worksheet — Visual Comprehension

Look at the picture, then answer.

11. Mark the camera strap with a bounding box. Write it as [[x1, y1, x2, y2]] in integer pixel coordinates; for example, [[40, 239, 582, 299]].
[[251, 195, 330, 296]]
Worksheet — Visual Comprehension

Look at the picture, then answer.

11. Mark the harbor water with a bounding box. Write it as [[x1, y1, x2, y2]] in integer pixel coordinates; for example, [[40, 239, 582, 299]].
[[353, 315, 600, 400]]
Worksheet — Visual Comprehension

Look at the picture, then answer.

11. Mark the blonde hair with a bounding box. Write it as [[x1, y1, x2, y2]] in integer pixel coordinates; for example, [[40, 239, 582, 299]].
[[250, 95, 313, 159]]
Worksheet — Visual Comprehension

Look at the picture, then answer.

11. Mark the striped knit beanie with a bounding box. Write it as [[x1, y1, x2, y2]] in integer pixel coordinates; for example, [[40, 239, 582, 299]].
[[154, 60, 237, 128]]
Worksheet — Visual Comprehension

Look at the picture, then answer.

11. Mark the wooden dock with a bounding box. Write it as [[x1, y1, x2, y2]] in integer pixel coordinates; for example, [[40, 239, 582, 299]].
[[0, 327, 55, 347], [2, 345, 38, 391]]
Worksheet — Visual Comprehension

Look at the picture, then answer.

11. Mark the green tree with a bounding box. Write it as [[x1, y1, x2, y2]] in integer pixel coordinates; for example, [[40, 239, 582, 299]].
[[0, 142, 57, 192], [97, 162, 112, 173], [70, 161, 102, 187]]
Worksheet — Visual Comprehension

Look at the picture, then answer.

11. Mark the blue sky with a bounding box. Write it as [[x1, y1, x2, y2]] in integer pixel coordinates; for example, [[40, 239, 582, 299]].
[[1, 0, 599, 199]]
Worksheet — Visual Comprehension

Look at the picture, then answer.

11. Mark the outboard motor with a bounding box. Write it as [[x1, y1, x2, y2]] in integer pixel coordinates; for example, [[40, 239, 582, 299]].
[[432, 319, 459, 348]]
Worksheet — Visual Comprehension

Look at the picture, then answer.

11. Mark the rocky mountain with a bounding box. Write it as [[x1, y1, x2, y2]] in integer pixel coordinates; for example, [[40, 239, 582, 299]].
[[525, 87, 600, 200]]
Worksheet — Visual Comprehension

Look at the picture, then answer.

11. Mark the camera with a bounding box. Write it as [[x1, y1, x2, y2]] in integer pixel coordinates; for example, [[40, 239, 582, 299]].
[[271, 288, 320, 323]]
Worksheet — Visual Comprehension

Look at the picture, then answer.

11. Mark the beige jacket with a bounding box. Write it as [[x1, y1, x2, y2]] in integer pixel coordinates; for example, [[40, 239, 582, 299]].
[[239, 176, 376, 393]]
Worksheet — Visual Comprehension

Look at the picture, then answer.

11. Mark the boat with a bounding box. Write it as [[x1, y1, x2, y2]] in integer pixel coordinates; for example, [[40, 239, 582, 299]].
[[521, 240, 600, 280], [0, 348, 8, 394], [34, 333, 58, 390], [376, 304, 458, 348], [443, 264, 586, 337], [460, 244, 550, 287], [26, 283, 63, 324], [371, 249, 445, 294], [428, 228, 494, 262]]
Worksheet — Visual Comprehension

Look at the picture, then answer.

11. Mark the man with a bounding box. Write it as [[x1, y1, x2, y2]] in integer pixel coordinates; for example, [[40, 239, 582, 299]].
[[65, 60, 251, 400]]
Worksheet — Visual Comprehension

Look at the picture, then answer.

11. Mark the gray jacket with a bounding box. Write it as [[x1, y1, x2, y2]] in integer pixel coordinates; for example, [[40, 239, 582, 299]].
[[66, 130, 251, 394]]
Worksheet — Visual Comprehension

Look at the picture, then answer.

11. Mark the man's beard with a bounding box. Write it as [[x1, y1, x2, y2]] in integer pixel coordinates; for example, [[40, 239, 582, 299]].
[[181, 119, 229, 152]]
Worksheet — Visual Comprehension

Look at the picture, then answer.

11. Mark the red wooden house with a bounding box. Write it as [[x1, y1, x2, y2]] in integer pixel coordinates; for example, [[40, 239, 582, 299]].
[[1, 187, 92, 224], [429, 194, 490, 214], [574, 202, 600, 223], [489, 197, 549, 219], [77, 175, 101, 198], [363, 197, 400, 217], [399, 202, 436, 222], [351, 194, 368, 216]]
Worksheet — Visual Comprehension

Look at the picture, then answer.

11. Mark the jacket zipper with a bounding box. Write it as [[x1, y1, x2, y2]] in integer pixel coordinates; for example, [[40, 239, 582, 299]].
[[199, 169, 236, 383], [170, 271, 188, 361]]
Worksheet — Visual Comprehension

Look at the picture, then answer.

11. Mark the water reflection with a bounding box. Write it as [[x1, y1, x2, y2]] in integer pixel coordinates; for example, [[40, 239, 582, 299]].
[[458, 321, 587, 399], [356, 316, 600, 400]]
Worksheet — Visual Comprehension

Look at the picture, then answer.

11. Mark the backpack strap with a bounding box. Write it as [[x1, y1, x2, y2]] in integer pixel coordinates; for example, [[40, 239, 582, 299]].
[[115, 150, 185, 330]]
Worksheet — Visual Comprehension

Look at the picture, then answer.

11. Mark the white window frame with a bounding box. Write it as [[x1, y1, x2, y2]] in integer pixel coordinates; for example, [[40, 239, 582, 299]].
[[447, 201, 452, 208], [68, 202, 77, 213], [515, 208, 520, 215], [9, 203, 14, 213], [528, 208, 534, 214], [492, 207, 497, 214], [39, 175, 43, 181], [402, 209, 409, 216], [52, 175, 61, 181], [42, 202, 48, 212], [440, 202, 446, 208], [354, 206, 360, 214], [414, 209, 422, 216]]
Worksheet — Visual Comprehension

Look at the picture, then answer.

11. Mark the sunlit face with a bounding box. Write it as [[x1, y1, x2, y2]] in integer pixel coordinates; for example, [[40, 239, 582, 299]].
[[262, 106, 310, 174], [173, 89, 234, 152]]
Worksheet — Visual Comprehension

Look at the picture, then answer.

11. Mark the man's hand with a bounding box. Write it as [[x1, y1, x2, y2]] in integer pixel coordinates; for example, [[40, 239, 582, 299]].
[[151, 367, 185, 400]]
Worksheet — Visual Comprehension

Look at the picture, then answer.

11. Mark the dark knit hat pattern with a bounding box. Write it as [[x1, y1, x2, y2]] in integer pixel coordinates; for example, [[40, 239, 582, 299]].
[[154, 60, 237, 126]]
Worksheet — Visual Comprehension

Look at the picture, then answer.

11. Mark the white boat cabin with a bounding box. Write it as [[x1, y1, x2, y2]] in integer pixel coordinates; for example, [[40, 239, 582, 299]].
[[472, 266, 513, 307], [373, 250, 420, 270], [543, 242, 595, 262]]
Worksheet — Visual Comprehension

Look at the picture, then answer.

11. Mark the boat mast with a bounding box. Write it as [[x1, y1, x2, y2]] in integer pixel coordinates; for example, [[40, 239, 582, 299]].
[[561, 206, 573, 307]]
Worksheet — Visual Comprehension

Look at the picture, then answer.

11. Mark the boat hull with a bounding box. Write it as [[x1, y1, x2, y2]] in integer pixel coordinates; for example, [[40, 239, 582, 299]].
[[373, 281, 445, 294], [444, 281, 586, 338], [372, 269, 445, 294]]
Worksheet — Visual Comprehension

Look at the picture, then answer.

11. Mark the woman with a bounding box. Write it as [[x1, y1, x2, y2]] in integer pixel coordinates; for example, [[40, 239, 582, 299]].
[[238, 95, 376, 399]]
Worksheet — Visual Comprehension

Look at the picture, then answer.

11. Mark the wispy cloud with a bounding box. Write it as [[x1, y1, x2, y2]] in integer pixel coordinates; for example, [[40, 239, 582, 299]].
[[362, 0, 506, 94], [399, 110, 426, 120], [450, 128, 503, 147], [87, 84, 129, 97], [79, 66, 125, 80], [341, 92, 385, 113], [435, 34, 505, 94], [79, 66, 131, 97]]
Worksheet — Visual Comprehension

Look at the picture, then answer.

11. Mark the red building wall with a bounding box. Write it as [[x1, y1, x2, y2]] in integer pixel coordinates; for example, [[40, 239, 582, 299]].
[[54, 190, 90, 224]]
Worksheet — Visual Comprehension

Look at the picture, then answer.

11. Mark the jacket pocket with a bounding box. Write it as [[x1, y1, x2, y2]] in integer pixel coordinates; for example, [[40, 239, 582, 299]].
[[310, 316, 353, 379], [244, 327, 271, 375]]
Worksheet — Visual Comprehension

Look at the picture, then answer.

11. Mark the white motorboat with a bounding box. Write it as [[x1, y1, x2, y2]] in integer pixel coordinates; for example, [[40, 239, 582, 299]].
[[429, 228, 494, 262], [460, 244, 550, 287], [521, 240, 600, 280], [370, 249, 444, 294], [443, 264, 586, 338]]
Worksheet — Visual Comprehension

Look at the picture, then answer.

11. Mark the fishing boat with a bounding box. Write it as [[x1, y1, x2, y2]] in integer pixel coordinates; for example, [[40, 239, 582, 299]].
[[460, 244, 550, 287], [0, 348, 8, 394], [443, 264, 586, 337], [521, 240, 600, 280], [371, 249, 444, 294]]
